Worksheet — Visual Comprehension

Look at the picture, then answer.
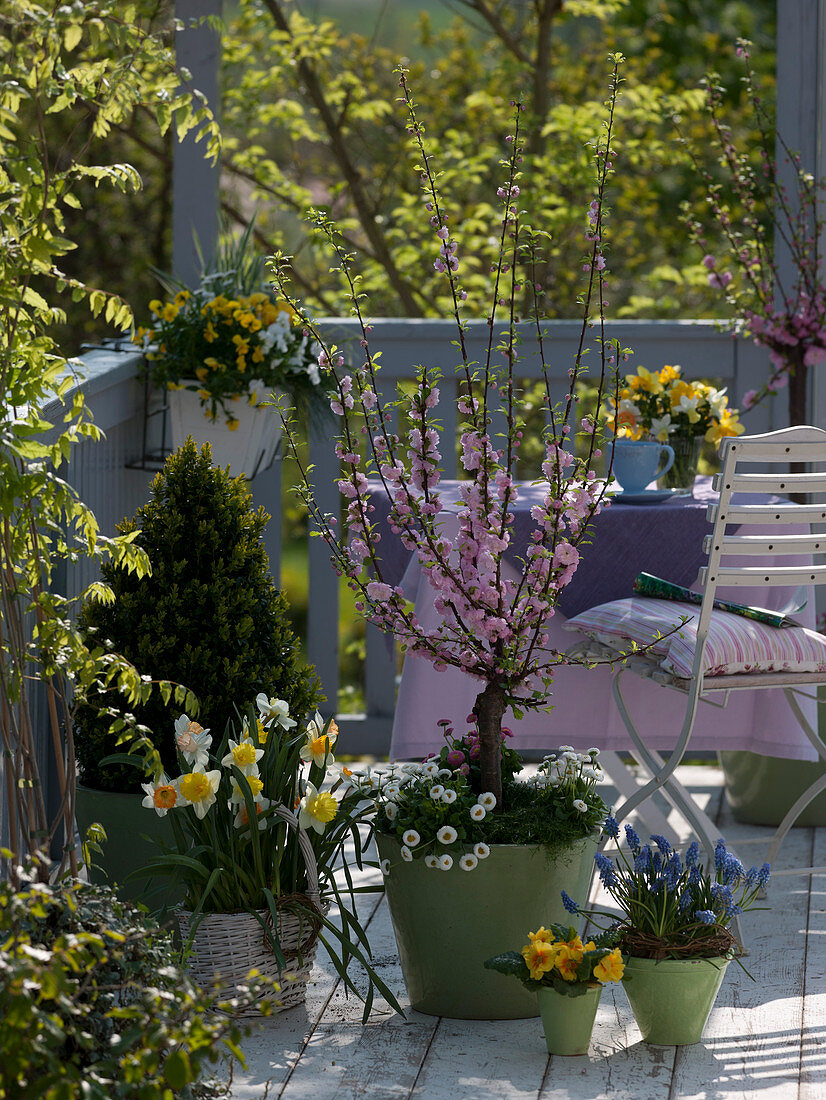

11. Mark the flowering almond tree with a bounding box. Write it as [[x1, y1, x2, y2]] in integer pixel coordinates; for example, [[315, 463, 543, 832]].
[[275, 60, 627, 807]]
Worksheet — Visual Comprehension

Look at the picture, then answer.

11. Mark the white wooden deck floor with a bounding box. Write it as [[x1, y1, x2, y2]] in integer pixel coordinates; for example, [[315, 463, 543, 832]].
[[225, 766, 826, 1100]]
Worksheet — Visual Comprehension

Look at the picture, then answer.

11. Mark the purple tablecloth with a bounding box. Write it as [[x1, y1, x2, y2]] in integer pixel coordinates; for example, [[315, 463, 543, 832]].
[[370, 479, 819, 763]]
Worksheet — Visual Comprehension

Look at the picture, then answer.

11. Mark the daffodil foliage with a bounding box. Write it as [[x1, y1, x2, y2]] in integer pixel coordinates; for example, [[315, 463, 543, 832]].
[[0, 0, 218, 880], [138, 698, 401, 1021]]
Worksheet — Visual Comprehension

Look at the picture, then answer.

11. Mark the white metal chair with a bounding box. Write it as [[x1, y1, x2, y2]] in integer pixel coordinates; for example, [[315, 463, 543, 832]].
[[564, 425, 826, 878]]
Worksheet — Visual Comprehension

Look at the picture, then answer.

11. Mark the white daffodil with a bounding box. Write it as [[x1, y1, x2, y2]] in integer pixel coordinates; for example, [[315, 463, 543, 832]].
[[233, 795, 271, 831], [470, 804, 486, 821], [298, 781, 338, 835], [424, 855, 440, 869], [459, 853, 478, 871], [478, 792, 497, 810], [299, 713, 339, 768], [178, 768, 221, 819], [400, 845, 413, 862], [326, 760, 356, 786], [441, 789, 457, 805], [141, 773, 179, 817], [221, 737, 264, 774], [439, 854, 453, 871], [436, 825, 458, 845], [649, 413, 673, 442], [255, 693, 297, 730], [229, 771, 265, 805], [174, 715, 212, 768], [402, 829, 420, 847], [474, 842, 490, 860]]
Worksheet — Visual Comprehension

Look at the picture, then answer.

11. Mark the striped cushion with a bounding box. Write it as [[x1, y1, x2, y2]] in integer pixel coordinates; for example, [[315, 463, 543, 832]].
[[563, 597, 826, 679]]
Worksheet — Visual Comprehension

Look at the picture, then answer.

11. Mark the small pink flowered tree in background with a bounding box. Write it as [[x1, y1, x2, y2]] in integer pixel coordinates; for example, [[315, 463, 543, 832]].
[[684, 39, 826, 427], [273, 58, 627, 807]]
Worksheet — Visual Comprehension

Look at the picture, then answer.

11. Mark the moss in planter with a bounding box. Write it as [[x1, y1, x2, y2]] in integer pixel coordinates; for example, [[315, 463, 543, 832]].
[[485, 780, 605, 856], [75, 439, 321, 792]]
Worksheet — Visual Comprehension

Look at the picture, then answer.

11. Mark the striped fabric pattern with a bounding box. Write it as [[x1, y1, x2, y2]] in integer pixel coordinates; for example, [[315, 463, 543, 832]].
[[563, 596, 826, 679]]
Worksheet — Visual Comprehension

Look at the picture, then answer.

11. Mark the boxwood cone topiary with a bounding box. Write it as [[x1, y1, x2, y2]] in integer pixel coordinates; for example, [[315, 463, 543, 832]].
[[75, 439, 321, 792]]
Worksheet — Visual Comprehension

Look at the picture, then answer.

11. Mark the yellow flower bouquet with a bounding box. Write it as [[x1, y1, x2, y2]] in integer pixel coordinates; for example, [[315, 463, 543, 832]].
[[135, 698, 399, 1019], [485, 921, 624, 997], [141, 229, 323, 425]]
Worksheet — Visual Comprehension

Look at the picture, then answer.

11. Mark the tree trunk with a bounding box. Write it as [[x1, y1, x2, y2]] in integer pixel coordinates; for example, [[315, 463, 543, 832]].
[[474, 681, 507, 809], [787, 345, 808, 500]]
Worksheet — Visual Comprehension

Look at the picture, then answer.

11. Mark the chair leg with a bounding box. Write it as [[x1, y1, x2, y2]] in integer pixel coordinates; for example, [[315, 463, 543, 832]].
[[767, 768, 826, 871], [598, 750, 678, 843]]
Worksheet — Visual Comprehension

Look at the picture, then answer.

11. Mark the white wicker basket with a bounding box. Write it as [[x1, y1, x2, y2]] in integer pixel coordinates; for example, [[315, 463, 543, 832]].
[[177, 804, 325, 1012]]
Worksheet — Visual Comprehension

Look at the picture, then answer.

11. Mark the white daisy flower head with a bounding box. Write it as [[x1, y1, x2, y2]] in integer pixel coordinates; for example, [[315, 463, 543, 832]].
[[587, 747, 600, 757], [436, 825, 458, 845], [473, 842, 490, 860], [573, 799, 588, 812], [401, 845, 413, 862], [438, 768, 453, 779], [439, 854, 453, 871], [470, 804, 486, 821], [141, 773, 179, 817], [582, 767, 599, 780], [429, 784, 445, 801], [459, 853, 478, 871], [380, 859, 391, 876], [441, 789, 457, 805], [478, 792, 497, 810], [256, 694, 297, 731], [384, 802, 398, 821], [423, 761, 440, 777], [558, 745, 575, 753], [402, 829, 420, 847], [424, 855, 440, 869], [174, 715, 212, 768]]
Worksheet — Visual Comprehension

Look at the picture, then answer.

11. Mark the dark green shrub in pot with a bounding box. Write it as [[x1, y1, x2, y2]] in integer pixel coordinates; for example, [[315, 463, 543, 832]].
[[75, 439, 321, 792], [0, 868, 273, 1097]]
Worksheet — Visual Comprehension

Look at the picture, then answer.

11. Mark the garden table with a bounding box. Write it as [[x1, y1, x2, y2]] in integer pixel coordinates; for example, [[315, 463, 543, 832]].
[[368, 478, 819, 766]]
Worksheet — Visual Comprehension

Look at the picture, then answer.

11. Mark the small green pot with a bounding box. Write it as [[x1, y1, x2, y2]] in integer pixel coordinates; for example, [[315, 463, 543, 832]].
[[75, 784, 181, 909], [537, 982, 602, 1055], [377, 834, 596, 1019], [622, 954, 730, 1045]]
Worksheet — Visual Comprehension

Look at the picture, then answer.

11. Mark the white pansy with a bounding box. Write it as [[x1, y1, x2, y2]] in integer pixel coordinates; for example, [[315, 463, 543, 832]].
[[441, 789, 457, 805], [470, 804, 486, 821], [459, 854, 478, 871], [400, 845, 413, 862], [478, 792, 497, 810], [402, 829, 420, 847], [436, 826, 458, 845], [439, 854, 453, 871], [174, 715, 212, 768], [429, 785, 445, 801], [474, 842, 490, 859]]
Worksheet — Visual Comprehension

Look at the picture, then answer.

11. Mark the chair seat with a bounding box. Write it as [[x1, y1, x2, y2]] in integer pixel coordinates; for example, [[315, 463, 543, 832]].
[[563, 596, 826, 679]]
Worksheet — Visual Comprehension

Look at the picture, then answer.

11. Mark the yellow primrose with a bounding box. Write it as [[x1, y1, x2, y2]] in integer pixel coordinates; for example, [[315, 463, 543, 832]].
[[527, 926, 554, 946], [521, 939, 558, 980], [594, 948, 625, 983], [161, 303, 179, 322], [633, 366, 663, 394], [555, 941, 585, 981], [658, 363, 681, 385]]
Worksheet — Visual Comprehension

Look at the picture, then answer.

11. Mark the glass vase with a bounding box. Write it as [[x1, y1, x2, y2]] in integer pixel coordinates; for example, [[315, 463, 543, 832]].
[[659, 435, 703, 496]]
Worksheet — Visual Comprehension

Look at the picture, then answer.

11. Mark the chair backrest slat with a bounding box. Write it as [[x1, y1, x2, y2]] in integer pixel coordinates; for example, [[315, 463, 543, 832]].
[[707, 502, 826, 524], [704, 532, 826, 557], [699, 564, 826, 587], [713, 471, 826, 494]]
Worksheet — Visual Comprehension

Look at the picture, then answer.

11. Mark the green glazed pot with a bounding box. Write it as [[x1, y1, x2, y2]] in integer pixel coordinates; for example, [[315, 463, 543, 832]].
[[75, 784, 181, 909], [719, 749, 826, 827], [622, 955, 731, 1045], [537, 983, 602, 1055], [377, 834, 596, 1019]]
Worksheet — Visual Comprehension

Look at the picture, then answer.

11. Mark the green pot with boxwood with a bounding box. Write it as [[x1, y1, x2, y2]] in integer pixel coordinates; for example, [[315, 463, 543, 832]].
[[75, 784, 181, 909], [377, 835, 596, 1019]]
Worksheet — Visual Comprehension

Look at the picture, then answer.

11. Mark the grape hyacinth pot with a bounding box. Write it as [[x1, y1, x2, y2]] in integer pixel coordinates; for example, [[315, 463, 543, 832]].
[[377, 835, 596, 1019], [536, 982, 602, 1055], [622, 954, 731, 1045]]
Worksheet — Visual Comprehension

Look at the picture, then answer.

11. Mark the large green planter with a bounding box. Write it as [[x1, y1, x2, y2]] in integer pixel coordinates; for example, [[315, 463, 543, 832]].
[[537, 983, 602, 1055], [377, 834, 597, 1019], [75, 784, 180, 909], [719, 750, 826, 827], [622, 955, 730, 1045]]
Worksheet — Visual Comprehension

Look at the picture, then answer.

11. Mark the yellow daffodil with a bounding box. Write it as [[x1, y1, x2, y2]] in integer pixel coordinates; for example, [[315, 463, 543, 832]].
[[669, 380, 702, 422], [706, 407, 744, 444], [221, 737, 264, 773], [300, 712, 339, 767], [179, 768, 221, 819], [594, 948, 625, 983], [658, 363, 680, 385], [226, 418, 240, 431], [233, 795, 271, 831], [631, 366, 663, 394], [298, 781, 338, 834]]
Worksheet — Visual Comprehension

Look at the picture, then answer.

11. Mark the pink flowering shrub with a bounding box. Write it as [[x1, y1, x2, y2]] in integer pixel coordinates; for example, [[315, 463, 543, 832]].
[[685, 39, 826, 426], [273, 60, 627, 804]]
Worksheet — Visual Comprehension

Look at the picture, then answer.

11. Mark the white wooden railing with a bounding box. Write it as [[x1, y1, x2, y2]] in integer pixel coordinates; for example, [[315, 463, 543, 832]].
[[58, 320, 775, 757]]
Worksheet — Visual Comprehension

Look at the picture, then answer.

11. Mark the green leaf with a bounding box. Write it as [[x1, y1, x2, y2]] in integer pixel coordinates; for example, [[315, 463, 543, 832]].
[[483, 951, 530, 981], [164, 1048, 192, 1089]]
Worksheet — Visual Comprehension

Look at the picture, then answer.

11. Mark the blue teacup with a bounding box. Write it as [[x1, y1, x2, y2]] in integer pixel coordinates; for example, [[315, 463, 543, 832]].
[[610, 439, 675, 494]]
